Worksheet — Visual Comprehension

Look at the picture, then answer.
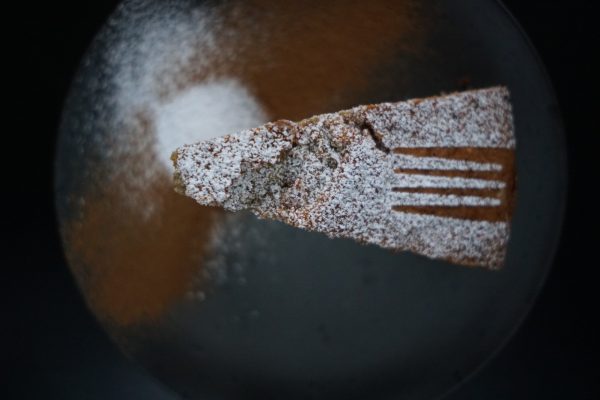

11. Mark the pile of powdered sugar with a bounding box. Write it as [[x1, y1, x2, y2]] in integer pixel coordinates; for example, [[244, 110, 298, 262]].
[[153, 80, 269, 171], [100, 0, 268, 189]]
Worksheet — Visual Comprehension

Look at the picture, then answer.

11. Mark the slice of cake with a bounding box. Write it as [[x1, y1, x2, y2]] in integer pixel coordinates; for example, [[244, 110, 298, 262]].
[[172, 86, 516, 268]]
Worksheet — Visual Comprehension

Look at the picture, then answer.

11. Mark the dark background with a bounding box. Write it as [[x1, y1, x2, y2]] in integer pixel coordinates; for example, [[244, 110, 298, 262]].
[[4, 0, 597, 398]]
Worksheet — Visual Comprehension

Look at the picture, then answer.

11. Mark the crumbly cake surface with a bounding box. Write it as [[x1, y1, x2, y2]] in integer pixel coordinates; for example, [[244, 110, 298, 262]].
[[173, 87, 516, 268]]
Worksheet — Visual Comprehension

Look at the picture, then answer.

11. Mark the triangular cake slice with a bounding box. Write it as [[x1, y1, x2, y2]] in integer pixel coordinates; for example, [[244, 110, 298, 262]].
[[172, 87, 516, 269]]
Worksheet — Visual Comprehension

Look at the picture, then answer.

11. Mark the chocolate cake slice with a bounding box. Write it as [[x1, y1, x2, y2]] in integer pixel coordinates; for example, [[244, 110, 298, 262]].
[[172, 87, 516, 268]]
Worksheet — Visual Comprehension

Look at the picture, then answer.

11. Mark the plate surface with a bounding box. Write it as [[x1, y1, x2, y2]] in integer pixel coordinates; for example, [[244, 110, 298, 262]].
[[55, 0, 566, 399]]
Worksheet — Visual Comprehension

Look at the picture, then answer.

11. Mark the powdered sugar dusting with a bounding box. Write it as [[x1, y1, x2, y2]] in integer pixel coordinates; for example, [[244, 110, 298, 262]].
[[368, 86, 515, 148], [174, 87, 515, 268], [393, 154, 502, 171], [108, 2, 221, 122], [392, 192, 501, 206], [392, 174, 505, 189]]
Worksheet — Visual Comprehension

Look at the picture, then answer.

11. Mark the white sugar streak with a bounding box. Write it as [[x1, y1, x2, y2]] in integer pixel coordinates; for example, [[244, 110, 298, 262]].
[[391, 192, 501, 206], [393, 154, 502, 171], [392, 174, 505, 189]]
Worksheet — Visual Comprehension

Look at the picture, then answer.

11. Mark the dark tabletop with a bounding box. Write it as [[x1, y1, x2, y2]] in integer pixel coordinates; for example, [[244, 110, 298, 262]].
[[4, 0, 597, 399]]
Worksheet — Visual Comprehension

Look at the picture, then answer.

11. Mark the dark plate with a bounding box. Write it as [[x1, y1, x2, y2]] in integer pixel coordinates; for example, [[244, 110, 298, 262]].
[[55, 0, 566, 399]]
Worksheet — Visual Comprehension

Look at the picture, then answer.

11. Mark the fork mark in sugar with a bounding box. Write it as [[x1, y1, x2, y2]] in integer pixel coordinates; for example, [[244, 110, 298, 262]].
[[391, 147, 515, 222]]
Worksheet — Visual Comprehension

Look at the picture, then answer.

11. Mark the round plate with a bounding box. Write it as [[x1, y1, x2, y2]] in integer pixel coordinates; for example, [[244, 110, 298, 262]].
[[55, 0, 566, 399]]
